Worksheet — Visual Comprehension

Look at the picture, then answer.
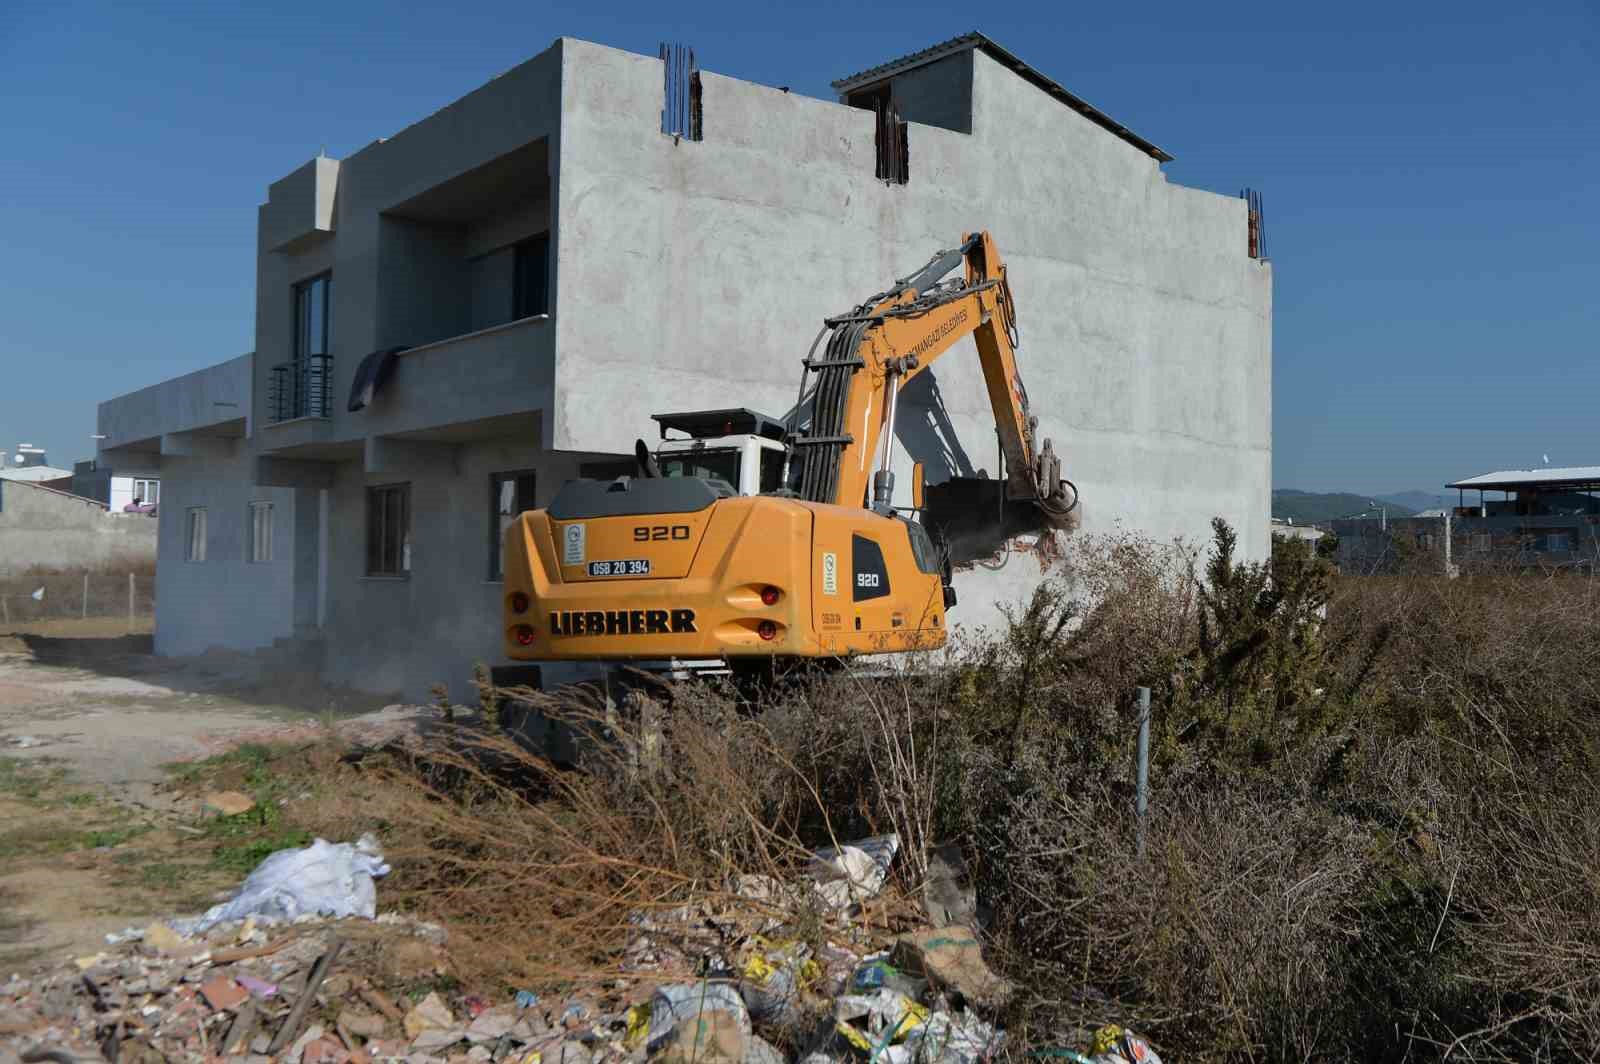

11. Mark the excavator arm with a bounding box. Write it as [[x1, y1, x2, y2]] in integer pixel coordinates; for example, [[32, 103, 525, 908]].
[[788, 232, 1075, 522]]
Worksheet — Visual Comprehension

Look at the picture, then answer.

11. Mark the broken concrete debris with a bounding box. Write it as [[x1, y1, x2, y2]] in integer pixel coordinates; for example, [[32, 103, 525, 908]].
[[0, 830, 1163, 1063]]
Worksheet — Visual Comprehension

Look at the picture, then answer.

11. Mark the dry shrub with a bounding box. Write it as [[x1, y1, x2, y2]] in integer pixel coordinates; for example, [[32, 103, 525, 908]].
[[285, 524, 1600, 1059]]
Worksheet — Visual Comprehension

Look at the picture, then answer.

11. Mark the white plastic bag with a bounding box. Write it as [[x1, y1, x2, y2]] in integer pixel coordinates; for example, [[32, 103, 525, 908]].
[[173, 833, 390, 934]]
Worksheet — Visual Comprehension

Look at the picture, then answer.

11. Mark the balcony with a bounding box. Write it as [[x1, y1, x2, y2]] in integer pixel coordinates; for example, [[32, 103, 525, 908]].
[[268, 355, 333, 422]]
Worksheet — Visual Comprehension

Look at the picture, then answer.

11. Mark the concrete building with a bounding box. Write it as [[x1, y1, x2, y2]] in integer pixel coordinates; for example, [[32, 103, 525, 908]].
[[0, 479, 157, 573], [1334, 466, 1600, 574], [0, 446, 73, 490], [73, 460, 161, 512], [94, 32, 1272, 697], [1270, 518, 1325, 544]]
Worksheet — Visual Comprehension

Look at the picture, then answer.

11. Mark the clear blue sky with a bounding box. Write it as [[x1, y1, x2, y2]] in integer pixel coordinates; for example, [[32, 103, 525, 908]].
[[1, 0, 1594, 492]]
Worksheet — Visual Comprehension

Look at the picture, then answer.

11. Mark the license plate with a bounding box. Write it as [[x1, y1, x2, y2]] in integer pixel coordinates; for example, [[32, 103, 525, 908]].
[[587, 558, 651, 577]]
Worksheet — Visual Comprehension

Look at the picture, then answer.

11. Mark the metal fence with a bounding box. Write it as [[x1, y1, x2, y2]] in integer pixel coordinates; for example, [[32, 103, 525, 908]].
[[0, 564, 155, 629]]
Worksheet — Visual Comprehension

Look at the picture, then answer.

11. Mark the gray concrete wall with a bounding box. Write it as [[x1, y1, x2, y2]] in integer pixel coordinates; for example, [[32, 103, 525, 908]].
[[0, 481, 157, 573], [554, 40, 1271, 636], [97, 354, 252, 452], [316, 442, 609, 698], [253, 42, 562, 448], [150, 451, 299, 656]]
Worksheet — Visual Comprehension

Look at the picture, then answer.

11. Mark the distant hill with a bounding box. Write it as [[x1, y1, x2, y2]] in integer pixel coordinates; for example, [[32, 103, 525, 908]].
[[1272, 489, 1417, 525], [1377, 490, 1448, 513]]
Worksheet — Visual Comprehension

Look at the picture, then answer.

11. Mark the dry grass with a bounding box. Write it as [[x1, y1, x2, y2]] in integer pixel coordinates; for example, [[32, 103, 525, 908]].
[[142, 528, 1600, 1060]]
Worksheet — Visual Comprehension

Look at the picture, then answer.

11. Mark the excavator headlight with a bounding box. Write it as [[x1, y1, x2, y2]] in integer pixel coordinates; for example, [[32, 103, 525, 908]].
[[513, 624, 537, 646], [508, 591, 531, 614], [760, 585, 781, 607], [757, 620, 778, 642]]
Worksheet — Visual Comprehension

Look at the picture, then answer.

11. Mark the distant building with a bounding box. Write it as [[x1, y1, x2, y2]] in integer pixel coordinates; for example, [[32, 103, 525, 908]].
[[72, 459, 161, 513], [0, 479, 157, 573], [0, 445, 73, 490], [1270, 517, 1326, 544], [1333, 466, 1600, 574]]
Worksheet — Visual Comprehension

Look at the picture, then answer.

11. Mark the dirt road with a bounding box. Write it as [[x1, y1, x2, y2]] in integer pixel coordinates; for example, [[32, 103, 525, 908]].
[[0, 622, 427, 965]]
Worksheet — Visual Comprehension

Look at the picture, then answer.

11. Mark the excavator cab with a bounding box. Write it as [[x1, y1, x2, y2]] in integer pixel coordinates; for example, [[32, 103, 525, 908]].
[[648, 408, 790, 497]]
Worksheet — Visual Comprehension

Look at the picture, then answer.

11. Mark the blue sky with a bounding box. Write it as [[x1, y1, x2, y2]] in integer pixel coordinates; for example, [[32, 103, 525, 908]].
[[1, 0, 1594, 492]]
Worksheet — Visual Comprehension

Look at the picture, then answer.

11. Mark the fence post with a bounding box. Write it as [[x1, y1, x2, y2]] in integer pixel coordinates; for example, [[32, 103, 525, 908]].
[[82, 571, 89, 620], [1135, 685, 1151, 857], [128, 571, 135, 630], [1, 595, 8, 627]]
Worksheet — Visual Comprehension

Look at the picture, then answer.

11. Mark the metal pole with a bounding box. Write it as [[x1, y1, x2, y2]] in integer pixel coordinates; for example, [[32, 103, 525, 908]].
[[1, 596, 8, 627], [1135, 686, 1151, 857], [82, 572, 89, 620], [127, 572, 135, 630]]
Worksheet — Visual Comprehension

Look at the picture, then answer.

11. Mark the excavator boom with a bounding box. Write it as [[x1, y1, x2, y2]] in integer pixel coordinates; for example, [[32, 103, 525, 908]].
[[790, 231, 1073, 521]]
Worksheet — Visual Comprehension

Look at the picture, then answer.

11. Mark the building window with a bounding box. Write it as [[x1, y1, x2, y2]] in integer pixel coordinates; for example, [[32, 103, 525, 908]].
[[294, 274, 331, 359], [248, 502, 274, 563], [490, 471, 538, 580], [1471, 533, 1491, 552], [1546, 532, 1572, 553], [366, 484, 411, 576], [132, 479, 159, 507], [513, 235, 549, 320], [185, 508, 207, 562]]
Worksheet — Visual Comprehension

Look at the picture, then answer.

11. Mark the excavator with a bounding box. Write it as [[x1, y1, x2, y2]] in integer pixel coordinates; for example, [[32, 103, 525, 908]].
[[500, 232, 1076, 668]]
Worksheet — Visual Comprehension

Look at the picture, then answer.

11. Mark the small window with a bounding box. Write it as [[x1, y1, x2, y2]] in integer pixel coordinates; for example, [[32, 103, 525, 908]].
[[1471, 533, 1491, 552], [185, 508, 207, 562], [132, 478, 159, 506], [366, 484, 411, 576], [248, 502, 274, 563], [1546, 532, 1572, 553], [513, 235, 549, 320], [490, 470, 538, 580]]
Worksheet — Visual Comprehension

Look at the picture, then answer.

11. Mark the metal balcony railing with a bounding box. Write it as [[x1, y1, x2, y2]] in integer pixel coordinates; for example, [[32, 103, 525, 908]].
[[268, 355, 332, 422]]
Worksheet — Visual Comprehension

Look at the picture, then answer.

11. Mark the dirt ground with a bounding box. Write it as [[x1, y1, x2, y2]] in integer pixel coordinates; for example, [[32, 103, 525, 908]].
[[0, 622, 431, 969]]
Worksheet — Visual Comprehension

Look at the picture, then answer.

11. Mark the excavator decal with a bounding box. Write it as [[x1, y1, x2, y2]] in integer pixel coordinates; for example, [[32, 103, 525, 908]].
[[852, 535, 891, 602]]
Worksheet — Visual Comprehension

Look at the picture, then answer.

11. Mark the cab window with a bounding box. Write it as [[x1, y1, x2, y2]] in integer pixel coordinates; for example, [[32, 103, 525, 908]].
[[660, 449, 741, 489], [759, 449, 786, 494]]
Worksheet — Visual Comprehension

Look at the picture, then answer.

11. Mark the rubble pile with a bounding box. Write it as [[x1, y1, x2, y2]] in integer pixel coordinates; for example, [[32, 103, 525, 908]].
[[0, 832, 1162, 1064]]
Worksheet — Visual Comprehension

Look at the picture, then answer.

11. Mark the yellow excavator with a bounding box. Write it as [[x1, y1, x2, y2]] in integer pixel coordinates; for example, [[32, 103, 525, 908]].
[[501, 232, 1076, 667]]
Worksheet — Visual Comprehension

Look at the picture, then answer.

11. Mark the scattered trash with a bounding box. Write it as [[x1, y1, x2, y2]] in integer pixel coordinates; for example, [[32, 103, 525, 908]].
[[7, 735, 42, 749], [904, 1010, 1004, 1064], [172, 833, 390, 934], [1087, 1025, 1164, 1064], [922, 843, 980, 928], [647, 981, 752, 1064], [893, 927, 1013, 1011], [811, 834, 900, 912], [834, 988, 929, 1055], [739, 937, 819, 1023], [515, 988, 541, 1009]]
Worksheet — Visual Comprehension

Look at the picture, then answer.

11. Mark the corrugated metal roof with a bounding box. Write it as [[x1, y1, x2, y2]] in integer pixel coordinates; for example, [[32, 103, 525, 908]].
[[0, 465, 73, 482], [1446, 467, 1600, 490], [831, 32, 1172, 163]]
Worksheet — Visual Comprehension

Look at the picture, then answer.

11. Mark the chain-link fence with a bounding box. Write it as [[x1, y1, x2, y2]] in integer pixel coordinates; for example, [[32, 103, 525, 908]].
[[0, 562, 156, 631]]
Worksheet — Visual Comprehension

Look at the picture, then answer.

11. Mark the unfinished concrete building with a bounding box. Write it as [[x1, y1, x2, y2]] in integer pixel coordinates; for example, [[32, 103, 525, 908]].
[[94, 33, 1272, 697]]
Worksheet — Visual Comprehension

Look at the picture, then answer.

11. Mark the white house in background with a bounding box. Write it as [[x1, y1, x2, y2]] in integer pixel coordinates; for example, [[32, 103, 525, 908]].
[[72, 459, 161, 512], [0, 445, 73, 489]]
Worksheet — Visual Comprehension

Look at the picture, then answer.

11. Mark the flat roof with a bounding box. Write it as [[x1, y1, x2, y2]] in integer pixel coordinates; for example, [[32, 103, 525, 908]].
[[1446, 466, 1600, 491], [831, 32, 1172, 163]]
